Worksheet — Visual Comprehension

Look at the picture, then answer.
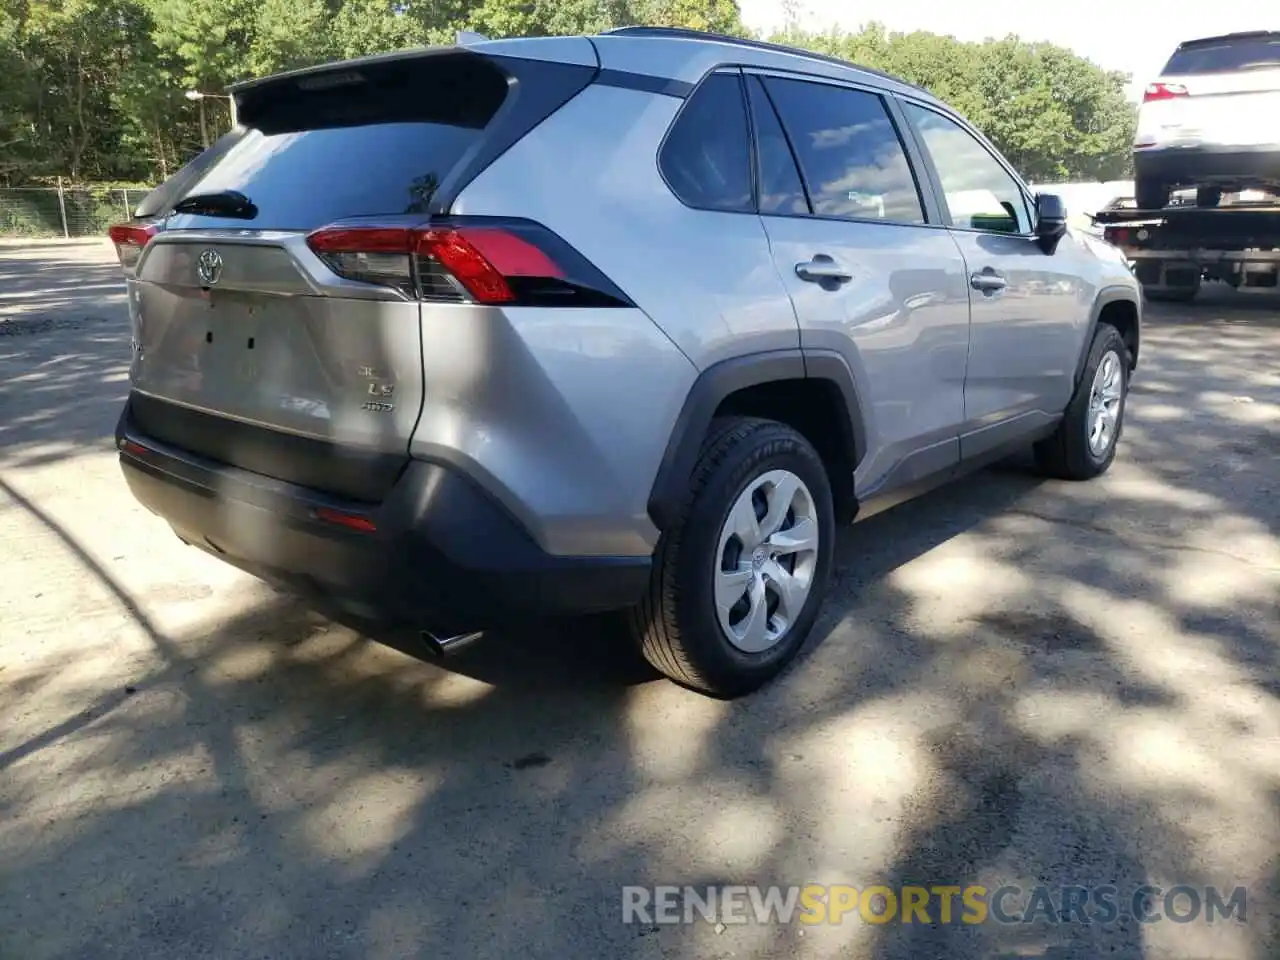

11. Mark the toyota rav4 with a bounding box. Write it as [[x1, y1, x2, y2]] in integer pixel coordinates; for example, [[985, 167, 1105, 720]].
[[110, 27, 1142, 698]]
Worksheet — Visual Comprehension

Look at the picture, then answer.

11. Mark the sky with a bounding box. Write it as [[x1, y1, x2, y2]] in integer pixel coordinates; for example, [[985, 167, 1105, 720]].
[[736, 0, 1280, 101]]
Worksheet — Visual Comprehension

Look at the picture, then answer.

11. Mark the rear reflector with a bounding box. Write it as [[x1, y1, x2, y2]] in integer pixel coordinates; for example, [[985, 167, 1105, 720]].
[[107, 223, 159, 275], [305, 218, 631, 308], [1143, 82, 1188, 103], [314, 507, 378, 533]]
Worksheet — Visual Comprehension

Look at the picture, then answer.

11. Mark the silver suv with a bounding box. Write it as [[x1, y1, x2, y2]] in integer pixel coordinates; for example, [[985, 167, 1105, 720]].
[[110, 27, 1142, 698]]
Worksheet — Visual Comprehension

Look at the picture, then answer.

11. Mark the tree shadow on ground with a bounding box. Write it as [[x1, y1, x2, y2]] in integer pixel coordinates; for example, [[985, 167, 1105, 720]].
[[0, 243, 130, 468], [0, 279, 1276, 959]]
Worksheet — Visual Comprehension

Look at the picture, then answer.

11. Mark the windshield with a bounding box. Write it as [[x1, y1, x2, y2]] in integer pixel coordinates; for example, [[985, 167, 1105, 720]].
[[150, 51, 511, 230], [133, 130, 248, 219], [165, 122, 486, 229], [1163, 34, 1280, 74]]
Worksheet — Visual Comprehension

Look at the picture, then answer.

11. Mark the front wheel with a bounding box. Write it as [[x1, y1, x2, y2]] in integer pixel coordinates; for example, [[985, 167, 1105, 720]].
[[629, 417, 835, 698], [1196, 186, 1222, 208], [1145, 281, 1200, 303], [1135, 178, 1169, 211], [1034, 323, 1130, 480]]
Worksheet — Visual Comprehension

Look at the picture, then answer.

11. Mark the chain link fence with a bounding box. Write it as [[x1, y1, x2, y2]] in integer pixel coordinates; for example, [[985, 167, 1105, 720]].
[[0, 184, 156, 239]]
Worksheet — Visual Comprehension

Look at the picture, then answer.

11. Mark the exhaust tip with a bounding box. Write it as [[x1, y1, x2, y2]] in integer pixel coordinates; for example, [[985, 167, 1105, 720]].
[[420, 629, 484, 658]]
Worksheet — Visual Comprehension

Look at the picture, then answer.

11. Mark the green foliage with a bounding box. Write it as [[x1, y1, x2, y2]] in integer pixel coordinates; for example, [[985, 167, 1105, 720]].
[[772, 23, 1137, 182], [0, 3, 1135, 186]]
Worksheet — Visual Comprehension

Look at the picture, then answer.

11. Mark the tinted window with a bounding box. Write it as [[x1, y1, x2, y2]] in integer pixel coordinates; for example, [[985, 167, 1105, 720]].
[[1164, 34, 1280, 74], [134, 129, 248, 219], [660, 72, 753, 213], [902, 103, 1031, 234], [762, 77, 924, 224], [169, 124, 488, 228], [747, 76, 809, 216], [165, 55, 511, 229]]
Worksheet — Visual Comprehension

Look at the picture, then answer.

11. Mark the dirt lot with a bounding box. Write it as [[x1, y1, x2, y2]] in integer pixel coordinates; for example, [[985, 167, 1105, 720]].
[[2, 238, 1278, 960]]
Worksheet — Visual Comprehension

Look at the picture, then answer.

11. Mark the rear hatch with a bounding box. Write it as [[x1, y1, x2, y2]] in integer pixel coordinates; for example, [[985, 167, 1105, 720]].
[[115, 46, 597, 502], [1138, 32, 1280, 149]]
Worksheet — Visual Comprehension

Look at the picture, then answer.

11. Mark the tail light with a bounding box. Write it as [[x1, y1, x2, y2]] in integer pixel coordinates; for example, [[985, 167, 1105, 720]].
[[313, 506, 377, 533], [1104, 227, 1132, 245], [1143, 82, 1188, 103], [107, 223, 159, 275], [305, 219, 633, 308]]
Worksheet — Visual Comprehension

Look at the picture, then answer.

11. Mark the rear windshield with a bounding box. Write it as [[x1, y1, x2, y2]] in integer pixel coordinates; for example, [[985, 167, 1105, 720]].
[[168, 123, 488, 227], [134, 130, 248, 219], [1163, 34, 1280, 74], [161, 52, 509, 230]]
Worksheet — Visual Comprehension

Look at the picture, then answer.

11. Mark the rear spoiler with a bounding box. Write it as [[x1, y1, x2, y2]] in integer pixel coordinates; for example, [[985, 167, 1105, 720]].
[[228, 44, 461, 95], [1174, 29, 1280, 50], [230, 47, 509, 134]]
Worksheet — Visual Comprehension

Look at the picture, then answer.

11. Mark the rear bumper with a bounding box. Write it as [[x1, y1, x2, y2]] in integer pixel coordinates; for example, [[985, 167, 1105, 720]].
[[115, 404, 650, 632], [1134, 145, 1280, 187]]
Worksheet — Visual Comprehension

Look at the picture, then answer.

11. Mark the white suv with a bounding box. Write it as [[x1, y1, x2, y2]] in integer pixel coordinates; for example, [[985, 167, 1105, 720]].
[[1134, 30, 1280, 209]]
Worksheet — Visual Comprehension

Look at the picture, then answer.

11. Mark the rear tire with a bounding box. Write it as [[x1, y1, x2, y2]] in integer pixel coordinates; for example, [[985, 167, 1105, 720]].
[[629, 417, 835, 698], [1196, 186, 1222, 208], [1135, 178, 1168, 211], [1034, 323, 1130, 481], [1144, 282, 1200, 303]]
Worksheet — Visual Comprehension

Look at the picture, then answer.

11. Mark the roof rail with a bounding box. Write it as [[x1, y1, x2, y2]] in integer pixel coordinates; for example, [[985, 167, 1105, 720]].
[[599, 25, 926, 94]]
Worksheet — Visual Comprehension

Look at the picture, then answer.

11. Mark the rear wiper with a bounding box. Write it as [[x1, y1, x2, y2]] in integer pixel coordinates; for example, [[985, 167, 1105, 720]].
[[171, 189, 258, 219]]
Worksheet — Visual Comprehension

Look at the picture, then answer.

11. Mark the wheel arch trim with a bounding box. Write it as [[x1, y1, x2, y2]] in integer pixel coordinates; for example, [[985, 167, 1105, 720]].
[[1076, 286, 1141, 386], [646, 349, 866, 532]]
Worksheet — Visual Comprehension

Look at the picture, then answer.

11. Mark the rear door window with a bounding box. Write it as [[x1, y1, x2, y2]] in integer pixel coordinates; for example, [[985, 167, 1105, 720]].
[[659, 71, 754, 213], [746, 75, 810, 216], [1164, 34, 1280, 74], [761, 76, 925, 224]]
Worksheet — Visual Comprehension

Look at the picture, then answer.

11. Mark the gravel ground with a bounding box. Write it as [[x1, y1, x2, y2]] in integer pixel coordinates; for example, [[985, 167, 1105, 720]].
[[1, 238, 1277, 960]]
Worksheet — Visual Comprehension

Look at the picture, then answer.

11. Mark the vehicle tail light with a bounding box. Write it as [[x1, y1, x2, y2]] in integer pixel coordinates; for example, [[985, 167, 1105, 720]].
[[1104, 227, 1132, 245], [314, 506, 377, 533], [305, 219, 632, 308], [107, 223, 158, 275], [304, 227, 420, 298], [1143, 82, 1188, 103]]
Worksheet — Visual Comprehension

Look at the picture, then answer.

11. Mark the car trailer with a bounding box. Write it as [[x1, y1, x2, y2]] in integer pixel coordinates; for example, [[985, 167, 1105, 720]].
[[1091, 202, 1280, 302]]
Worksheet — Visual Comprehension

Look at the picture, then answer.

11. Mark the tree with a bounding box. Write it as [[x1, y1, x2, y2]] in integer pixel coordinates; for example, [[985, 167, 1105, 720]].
[[770, 22, 1136, 182], [0, 2, 1134, 187]]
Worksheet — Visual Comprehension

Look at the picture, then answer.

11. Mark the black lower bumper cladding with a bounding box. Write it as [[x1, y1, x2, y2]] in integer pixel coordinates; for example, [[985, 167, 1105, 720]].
[[115, 398, 650, 633]]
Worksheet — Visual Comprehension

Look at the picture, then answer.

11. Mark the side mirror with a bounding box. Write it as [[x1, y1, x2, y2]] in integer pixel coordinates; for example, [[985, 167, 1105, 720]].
[[1035, 193, 1068, 253]]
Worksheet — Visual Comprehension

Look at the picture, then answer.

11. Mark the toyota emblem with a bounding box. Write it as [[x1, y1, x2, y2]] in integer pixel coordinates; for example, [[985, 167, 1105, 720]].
[[196, 248, 223, 286]]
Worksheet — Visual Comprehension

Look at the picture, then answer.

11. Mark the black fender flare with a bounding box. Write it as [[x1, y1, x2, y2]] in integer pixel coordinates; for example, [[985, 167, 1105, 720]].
[[1074, 285, 1141, 386], [646, 349, 866, 532]]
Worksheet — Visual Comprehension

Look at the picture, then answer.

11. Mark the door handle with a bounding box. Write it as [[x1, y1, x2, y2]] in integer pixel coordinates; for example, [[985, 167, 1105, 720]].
[[970, 269, 1007, 293], [795, 255, 853, 284]]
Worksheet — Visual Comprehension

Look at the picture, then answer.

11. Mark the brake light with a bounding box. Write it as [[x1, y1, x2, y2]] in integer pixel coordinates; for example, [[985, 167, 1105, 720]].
[[1143, 82, 1188, 102], [1104, 227, 1132, 245], [416, 228, 517, 304], [314, 507, 378, 533], [107, 223, 158, 274], [304, 219, 631, 308]]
